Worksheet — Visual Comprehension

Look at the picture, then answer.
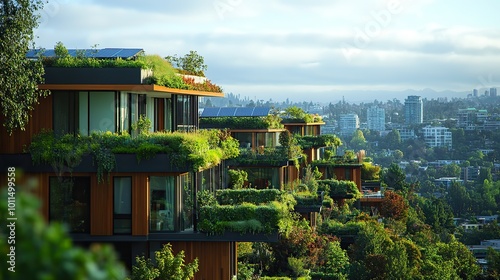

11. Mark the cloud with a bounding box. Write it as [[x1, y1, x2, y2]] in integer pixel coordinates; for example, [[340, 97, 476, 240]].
[[34, 0, 500, 102]]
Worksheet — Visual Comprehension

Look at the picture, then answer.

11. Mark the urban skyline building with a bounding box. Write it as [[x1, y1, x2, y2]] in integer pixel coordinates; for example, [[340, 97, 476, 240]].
[[339, 113, 359, 136], [367, 106, 386, 132], [404, 95, 423, 125]]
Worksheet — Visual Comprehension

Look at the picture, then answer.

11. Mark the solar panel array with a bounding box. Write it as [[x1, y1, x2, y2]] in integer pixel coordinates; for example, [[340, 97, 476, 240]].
[[201, 107, 271, 117], [26, 48, 144, 59]]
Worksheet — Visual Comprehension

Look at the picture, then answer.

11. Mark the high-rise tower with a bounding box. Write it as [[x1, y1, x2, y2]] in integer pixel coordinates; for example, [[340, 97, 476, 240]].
[[404, 95, 423, 125]]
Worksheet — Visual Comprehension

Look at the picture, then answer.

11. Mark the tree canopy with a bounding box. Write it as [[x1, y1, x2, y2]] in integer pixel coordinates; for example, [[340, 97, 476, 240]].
[[0, 0, 49, 134]]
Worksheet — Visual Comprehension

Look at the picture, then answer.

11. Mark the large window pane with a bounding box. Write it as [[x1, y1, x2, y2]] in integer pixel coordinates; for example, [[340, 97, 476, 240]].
[[53, 91, 78, 135], [49, 177, 90, 233], [114, 177, 132, 234], [89, 91, 116, 132], [150, 176, 175, 232]]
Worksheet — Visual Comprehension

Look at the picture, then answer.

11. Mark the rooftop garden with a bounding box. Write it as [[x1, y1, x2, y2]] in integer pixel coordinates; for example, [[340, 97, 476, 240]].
[[311, 150, 363, 167], [199, 115, 284, 130], [281, 106, 323, 123], [28, 129, 239, 182], [229, 131, 304, 167], [295, 134, 342, 149], [197, 189, 296, 236], [40, 42, 222, 93]]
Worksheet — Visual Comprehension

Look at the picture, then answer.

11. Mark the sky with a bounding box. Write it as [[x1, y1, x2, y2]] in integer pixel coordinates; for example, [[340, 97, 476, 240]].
[[34, 0, 500, 103]]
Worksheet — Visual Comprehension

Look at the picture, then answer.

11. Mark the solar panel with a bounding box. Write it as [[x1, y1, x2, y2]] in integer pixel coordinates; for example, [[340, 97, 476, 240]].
[[200, 108, 221, 117], [218, 107, 237, 117], [234, 107, 254, 116], [26, 48, 143, 59], [252, 107, 271, 117]]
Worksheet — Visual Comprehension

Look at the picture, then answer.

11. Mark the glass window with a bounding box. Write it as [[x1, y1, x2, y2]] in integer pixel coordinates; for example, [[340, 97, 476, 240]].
[[53, 91, 79, 136], [150, 176, 175, 232], [234, 132, 252, 149], [180, 173, 194, 232], [49, 177, 90, 233], [89, 91, 116, 132], [114, 177, 132, 234]]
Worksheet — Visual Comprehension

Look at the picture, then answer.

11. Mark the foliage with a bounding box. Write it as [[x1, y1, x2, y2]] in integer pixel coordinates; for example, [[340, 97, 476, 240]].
[[317, 179, 361, 200], [181, 76, 223, 93], [232, 147, 293, 167], [131, 244, 199, 280], [131, 115, 152, 135], [165, 50, 208, 77], [199, 189, 296, 236], [0, 0, 50, 134], [382, 163, 408, 193], [361, 162, 381, 181], [281, 106, 322, 123], [295, 134, 342, 149], [380, 190, 409, 221], [227, 169, 248, 189], [200, 116, 283, 129], [0, 184, 126, 280], [28, 130, 239, 182], [216, 189, 290, 205], [196, 190, 217, 208], [198, 203, 287, 235], [44, 44, 223, 92]]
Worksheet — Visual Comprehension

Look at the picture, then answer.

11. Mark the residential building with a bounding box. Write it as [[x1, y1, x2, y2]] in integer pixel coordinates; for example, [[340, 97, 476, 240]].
[[339, 114, 359, 136], [367, 106, 386, 132], [404, 95, 423, 124], [398, 128, 416, 141], [0, 48, 261, 279], [457, 108, 489, 130], [422, 126, 452, 148], [490, 87, 497, 97]]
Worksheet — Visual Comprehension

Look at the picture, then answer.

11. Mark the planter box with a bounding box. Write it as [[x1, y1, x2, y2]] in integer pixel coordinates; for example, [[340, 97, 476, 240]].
[[44, 67, 152, 84], [1, 153, 190, 173], [114, 154, 190, 173]]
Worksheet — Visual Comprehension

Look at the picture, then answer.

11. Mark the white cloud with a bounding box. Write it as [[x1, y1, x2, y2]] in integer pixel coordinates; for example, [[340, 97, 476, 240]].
[[34, 0, 500, 102]]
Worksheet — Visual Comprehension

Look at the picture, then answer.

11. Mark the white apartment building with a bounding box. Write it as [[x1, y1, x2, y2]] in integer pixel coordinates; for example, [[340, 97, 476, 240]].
[[339, 114, 359, 136], [422, 126, 452, 148], [367, 106, 385, 132]]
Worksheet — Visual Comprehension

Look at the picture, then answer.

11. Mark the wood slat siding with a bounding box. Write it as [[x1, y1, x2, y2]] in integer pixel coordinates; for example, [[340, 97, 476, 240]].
[[170, 241, 234, 280], [90, 175, 113, 235], [0, 95, 53, 154], [132, 173, 149, 235]]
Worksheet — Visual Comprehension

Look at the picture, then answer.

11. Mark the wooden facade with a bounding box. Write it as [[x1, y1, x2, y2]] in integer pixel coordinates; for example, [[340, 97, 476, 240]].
[[0, 94, 53, 154]]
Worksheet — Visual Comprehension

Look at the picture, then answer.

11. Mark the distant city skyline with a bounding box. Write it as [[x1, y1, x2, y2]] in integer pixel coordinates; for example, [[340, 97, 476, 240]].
[[34, 1, 500, 103]]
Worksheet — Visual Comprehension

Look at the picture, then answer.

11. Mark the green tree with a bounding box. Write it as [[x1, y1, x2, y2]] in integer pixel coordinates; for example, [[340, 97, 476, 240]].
[[350, 129, 367, 151], [131, 243, 199, 280], [165, 50, 207, 76], [0, 185, 126, 280], [447, 182, 471, 217], [383, 129, 401, 149], [486, 247, 500, 279], [382, 163, 408, 193], [0, 0, 49, 134]]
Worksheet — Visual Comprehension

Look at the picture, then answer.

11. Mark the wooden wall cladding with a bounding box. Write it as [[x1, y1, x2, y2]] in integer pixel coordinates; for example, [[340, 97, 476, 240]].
[[132, 173, 149, 236], [0, 95, 53, 154], [90, 175, 113, 235], [170, 241, 235, 280]]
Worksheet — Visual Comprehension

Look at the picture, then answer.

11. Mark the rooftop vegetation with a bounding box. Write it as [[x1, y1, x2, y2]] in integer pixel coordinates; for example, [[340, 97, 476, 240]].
[[281, 106, 323, 123], [295, 134, 342, 149], [317, 179, 362, 200], [40, 42, 223, 93], [28, 129, 239, 182], [200, 115, 284, 130], [197, 189, 296, 236]]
